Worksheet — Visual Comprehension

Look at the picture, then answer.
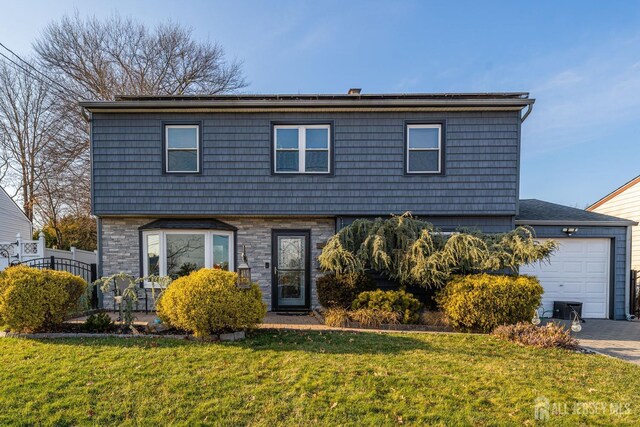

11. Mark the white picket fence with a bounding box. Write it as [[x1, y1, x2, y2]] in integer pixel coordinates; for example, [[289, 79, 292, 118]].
[[0, 232, 97, 271]]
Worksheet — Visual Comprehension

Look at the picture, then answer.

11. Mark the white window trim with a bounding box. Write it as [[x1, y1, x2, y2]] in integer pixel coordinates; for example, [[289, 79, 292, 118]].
[[142, 229, 234, 288], [406, 124, 442, 174], [273, 124, 331, 174], [165, 124, 200, 173]]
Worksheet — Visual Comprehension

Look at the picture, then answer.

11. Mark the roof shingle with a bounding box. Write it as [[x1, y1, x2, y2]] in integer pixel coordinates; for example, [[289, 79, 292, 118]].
[[516, 199, 637, 225]]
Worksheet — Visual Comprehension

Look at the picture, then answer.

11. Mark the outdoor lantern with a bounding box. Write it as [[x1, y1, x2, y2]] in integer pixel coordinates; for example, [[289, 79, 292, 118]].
[[237, 245, 252, 289], [531, 309, 541, 325], [571, 310, 582, 333]]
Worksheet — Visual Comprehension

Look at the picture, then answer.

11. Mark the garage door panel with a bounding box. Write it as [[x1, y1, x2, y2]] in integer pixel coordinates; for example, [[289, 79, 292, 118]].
[[559, 241, 585, 254], [562, 261, 583, 273], [586, 262, 605, 273], [582, 302, 606, 318], [520, 238, 609, 319], [560, 281, 582, 294], [586, 242, 607, 254]]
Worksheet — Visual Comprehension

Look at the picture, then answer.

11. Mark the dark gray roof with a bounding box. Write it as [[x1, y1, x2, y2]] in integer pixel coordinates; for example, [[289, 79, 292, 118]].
[[516, 199, 637, 226], [112, 92, 530, 102]]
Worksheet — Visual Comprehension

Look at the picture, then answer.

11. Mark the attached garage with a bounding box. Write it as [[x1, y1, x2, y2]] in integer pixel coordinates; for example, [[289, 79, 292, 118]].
[[517, 199, 637, 320], [520, 238, 610, 318]]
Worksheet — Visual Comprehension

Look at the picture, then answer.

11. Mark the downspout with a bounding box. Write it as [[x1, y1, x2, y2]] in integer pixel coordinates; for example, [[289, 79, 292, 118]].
[[81, 106, 90, 123], [520, 104, 533, 123], [625, 226, 635, 320]]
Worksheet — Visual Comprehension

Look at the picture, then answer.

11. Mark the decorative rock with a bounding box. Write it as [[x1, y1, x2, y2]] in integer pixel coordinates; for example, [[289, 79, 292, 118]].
[[233, 331, 246, 340], [145, 322, 170, 334], [219, 332, 236, 341]]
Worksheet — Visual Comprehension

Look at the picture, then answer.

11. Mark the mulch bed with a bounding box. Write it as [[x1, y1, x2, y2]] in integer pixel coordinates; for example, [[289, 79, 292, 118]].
[[312, 309, 454, 332], [337, 321, 454, 332]]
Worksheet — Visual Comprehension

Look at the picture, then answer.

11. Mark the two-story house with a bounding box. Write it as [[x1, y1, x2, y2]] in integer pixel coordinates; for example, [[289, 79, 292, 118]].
[[80, 91, 636, 319]]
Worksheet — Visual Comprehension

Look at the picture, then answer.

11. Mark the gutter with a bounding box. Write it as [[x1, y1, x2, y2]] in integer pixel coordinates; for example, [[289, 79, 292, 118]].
[[79, 97, 535, 111], [515, 219, 639, 227]]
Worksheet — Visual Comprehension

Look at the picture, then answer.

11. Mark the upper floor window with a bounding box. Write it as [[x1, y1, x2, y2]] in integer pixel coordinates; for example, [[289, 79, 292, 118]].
[[165, 124, 200, 173], [273, 124, 331, 174], [406, 124, 442, 174]]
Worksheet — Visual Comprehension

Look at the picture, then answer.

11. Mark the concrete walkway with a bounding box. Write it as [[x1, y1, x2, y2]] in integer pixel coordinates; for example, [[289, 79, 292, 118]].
[[69, 311, 327, 330], [573, 319, 640, 365], [67, 311, 446, 333]]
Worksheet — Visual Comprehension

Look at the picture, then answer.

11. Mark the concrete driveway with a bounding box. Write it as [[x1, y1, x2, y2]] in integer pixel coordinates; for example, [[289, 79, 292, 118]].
[[574, 319, 640, 365]]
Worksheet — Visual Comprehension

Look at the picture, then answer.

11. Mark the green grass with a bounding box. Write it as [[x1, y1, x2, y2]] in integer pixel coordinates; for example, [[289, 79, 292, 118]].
[[0, 331, 638, 426]]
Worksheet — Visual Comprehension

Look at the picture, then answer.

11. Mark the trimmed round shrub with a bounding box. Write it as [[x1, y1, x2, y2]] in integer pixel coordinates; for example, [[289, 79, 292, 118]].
[[316, 272, 376, 309], [0, 265, 87, 332], [156, 268, 266, 337], [437, 273, 543, 333], [351, 289, 422, 324]]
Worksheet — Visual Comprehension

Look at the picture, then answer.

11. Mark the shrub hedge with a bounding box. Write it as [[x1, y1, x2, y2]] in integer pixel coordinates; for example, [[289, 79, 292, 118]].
[[157, 268, 266, 337], [316, 272, 376, 309], [0, 265, 87, 332], [437, 273, 543, 332], [493, 322, 578, 350], [351, 289, 422, 324]]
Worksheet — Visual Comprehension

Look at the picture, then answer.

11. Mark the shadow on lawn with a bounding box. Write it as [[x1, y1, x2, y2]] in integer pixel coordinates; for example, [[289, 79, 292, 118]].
[[26, 329, 455, 355]]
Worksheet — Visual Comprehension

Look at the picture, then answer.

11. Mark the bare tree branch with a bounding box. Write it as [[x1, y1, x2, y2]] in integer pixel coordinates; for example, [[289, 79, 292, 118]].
[[34, 13, 248, 100], [0, 12, 247, 245], [0, 60, 59, 221]]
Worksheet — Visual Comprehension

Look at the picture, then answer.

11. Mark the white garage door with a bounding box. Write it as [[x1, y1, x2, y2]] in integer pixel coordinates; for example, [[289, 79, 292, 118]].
[[520, 238, 610, 319]]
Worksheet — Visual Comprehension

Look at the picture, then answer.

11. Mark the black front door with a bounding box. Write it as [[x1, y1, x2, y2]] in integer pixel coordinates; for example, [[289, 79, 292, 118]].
[[271, 230, 311, 311]]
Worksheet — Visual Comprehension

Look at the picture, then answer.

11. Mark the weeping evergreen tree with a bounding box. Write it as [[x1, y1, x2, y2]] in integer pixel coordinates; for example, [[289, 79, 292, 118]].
[[318, 213, 558, 288]]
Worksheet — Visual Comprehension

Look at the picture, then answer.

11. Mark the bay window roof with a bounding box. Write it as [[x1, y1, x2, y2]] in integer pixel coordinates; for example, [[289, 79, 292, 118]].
[[138, 218, 237, 231]]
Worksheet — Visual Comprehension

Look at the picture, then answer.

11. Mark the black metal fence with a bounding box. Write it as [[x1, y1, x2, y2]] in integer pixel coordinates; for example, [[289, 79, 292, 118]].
[[15, 256, 99, 309]]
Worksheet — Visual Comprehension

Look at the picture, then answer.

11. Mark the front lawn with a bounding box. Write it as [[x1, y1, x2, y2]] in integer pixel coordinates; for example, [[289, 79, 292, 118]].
[[0, 331, 638, 425]]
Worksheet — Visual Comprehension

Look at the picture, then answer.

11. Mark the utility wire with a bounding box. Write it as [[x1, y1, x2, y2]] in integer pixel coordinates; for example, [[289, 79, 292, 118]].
[[0, 50, 72, 103], [0, 41, 85, 100]]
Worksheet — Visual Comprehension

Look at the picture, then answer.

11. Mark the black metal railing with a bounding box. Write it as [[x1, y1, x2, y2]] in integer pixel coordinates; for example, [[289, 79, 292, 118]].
[[15, 256, 98, 309]]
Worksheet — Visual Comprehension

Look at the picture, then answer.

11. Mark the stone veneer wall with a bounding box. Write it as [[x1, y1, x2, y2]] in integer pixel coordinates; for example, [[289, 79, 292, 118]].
[[99, 217, 335, 310]]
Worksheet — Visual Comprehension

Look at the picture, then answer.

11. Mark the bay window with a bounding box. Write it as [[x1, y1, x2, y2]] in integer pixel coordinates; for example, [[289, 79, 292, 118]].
[[142, 230, 234, 286]]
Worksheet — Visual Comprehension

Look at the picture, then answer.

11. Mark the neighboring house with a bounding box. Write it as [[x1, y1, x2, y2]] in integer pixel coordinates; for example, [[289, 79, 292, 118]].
[[587, 175, 640, 271], [0, 186, 34, 271], [80, 91, 636, 319], [0, 186, 32, 242]]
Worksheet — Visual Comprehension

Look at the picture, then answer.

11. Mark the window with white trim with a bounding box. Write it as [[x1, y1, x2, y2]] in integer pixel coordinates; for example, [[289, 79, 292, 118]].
[[406, 124, 442, 173], [274, 124, 331, 173], [165, 124, 200, 173], [142, 230, 234, 286]]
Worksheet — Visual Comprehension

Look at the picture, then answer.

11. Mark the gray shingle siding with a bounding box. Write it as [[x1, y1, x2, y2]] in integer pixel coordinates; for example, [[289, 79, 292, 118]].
[[338, 215, 514, 234], [91, 111, 520, 216], [529, 225, 629, 320]]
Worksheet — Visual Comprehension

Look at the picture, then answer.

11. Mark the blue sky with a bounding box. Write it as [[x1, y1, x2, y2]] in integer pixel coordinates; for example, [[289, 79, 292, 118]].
[[1, 0, 639, 208]]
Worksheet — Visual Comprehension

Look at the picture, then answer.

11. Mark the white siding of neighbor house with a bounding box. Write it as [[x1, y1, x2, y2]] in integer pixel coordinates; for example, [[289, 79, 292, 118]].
[[590, 180, 640, 270], [0, 187, 32, 242]]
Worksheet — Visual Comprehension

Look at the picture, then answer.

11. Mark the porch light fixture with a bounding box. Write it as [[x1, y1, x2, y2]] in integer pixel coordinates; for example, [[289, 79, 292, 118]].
[[236, 245, 252, 289], [562, 227, 578, 236]]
